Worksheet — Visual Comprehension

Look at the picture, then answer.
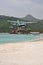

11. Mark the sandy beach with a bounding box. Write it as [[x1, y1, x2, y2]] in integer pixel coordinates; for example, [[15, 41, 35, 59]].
[[0, 41, 43, 65]]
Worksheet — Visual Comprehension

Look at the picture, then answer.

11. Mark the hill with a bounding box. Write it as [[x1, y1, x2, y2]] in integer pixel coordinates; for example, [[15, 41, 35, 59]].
[[0, 15, 21, 21], [0, 15, 43, 33], [21, 15, 40, 22], [0, 15, 40, 22]]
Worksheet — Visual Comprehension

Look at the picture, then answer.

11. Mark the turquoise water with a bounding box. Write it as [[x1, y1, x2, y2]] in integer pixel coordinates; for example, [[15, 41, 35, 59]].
[[0, 33, 43, 43]]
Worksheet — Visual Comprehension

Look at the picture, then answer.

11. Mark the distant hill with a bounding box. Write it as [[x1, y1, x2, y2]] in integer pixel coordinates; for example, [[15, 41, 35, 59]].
[[0, 15, 21, 22], [0, 15, 40, 22], [21, 15, 40, 22], [0, 15, 43, 33]]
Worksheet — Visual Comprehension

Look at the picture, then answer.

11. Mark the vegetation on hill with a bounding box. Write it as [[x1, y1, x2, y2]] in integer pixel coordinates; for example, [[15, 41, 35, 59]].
[[0, 15, 43, 33]]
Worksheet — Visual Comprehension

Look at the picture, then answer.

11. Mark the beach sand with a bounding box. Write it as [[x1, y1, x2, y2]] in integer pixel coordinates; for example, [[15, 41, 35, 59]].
[[0, 41, 43, 65]]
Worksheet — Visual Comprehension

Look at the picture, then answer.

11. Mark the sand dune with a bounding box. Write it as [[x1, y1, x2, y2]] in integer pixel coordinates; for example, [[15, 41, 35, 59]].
[[0, 41, 43, 65]]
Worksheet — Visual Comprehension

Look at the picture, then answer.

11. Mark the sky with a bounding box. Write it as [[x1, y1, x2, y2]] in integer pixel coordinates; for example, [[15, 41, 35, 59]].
[[0, 0, 43, 19]]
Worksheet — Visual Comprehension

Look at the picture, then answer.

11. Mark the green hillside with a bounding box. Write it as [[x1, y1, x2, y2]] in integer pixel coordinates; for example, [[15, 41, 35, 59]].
[[27, 22, 43, 32], [0, 15, 43, 33]]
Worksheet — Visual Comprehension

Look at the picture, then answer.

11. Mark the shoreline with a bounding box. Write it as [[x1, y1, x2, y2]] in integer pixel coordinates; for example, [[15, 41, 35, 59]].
[[0, 38, 43, 45]]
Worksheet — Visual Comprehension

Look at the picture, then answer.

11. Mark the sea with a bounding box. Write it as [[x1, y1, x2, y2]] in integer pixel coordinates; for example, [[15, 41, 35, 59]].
[[0, 33, 43, 44]]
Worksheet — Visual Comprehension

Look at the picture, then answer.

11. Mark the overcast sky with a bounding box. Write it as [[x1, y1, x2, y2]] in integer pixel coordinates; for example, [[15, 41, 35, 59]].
[[0, 0, 43, 19]]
